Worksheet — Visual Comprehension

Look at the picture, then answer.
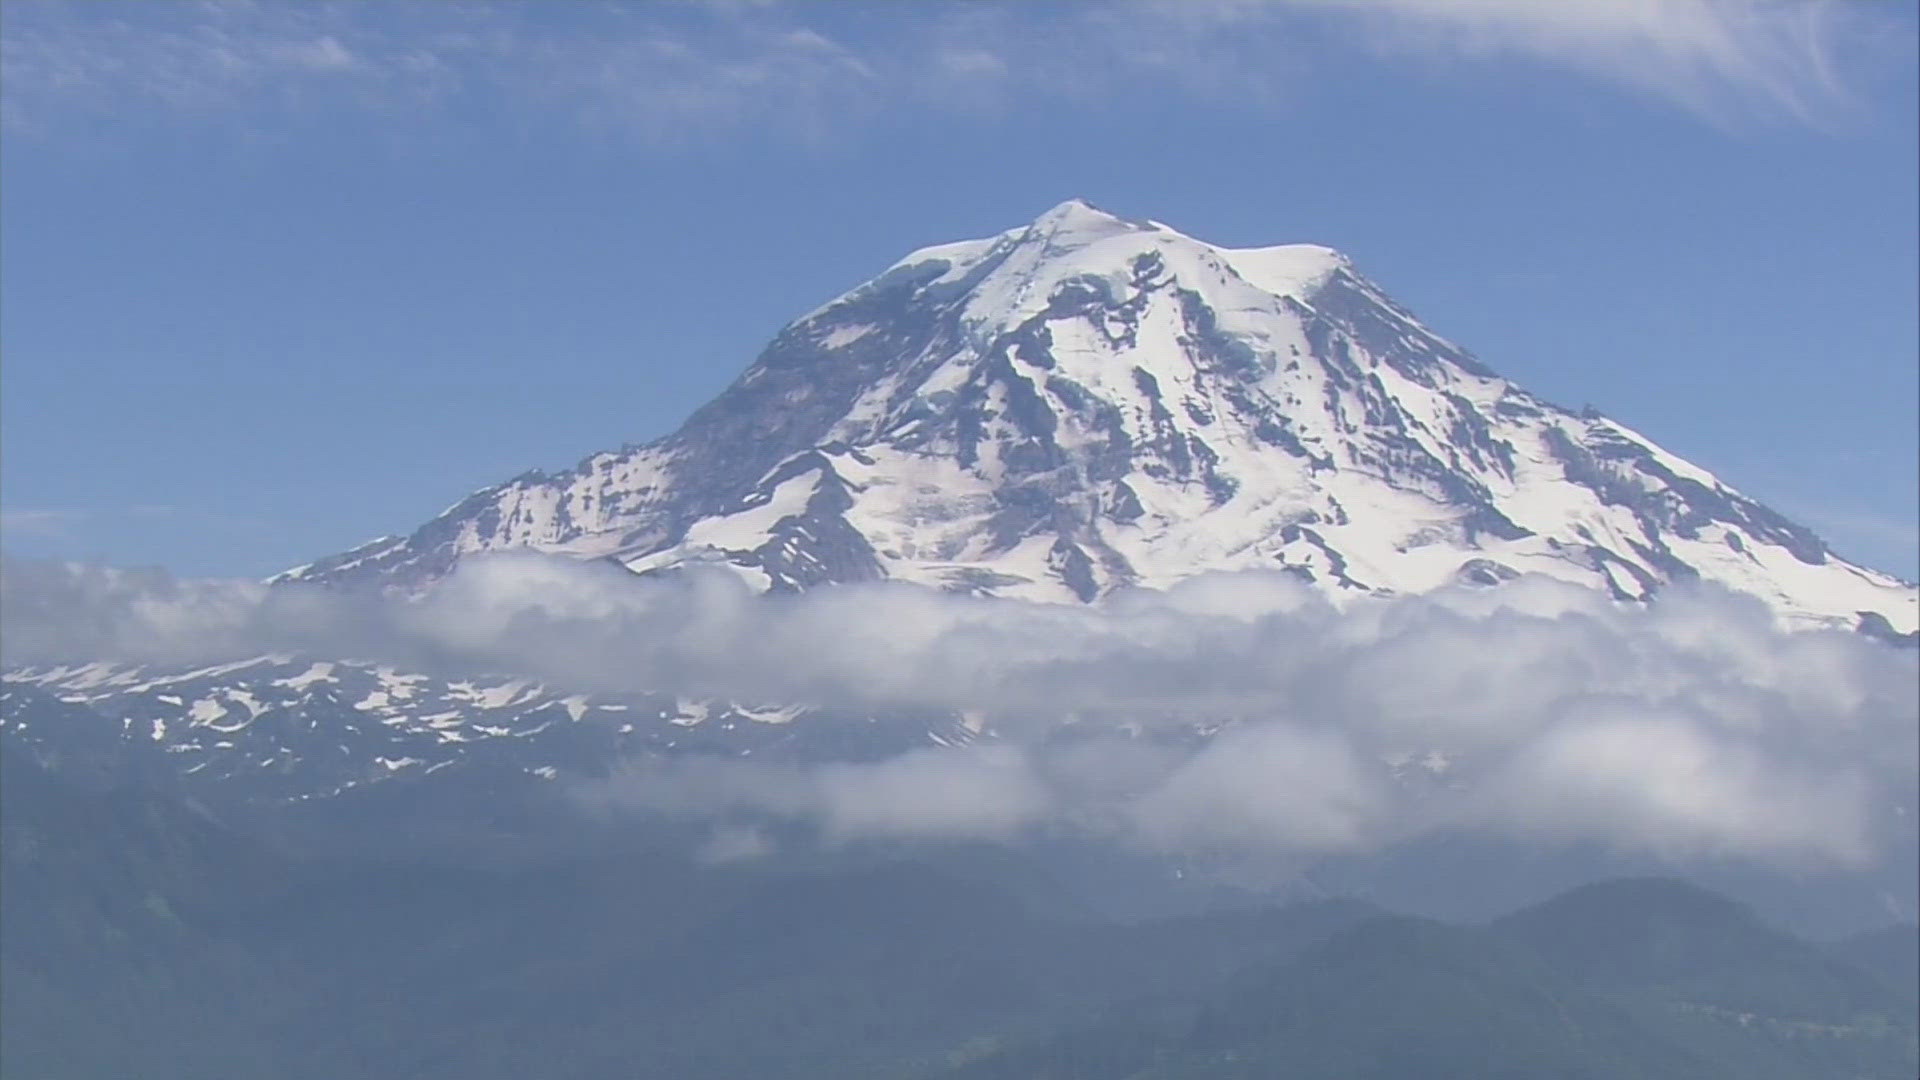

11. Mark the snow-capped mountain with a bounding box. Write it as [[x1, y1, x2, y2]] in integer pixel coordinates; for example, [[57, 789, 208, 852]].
[[275, 199, 1914, 633], [7, 200, 1914, 806]]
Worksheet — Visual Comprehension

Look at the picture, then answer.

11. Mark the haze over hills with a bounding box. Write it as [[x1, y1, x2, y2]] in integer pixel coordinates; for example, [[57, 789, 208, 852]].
[[4, 755, 1914, 1080]]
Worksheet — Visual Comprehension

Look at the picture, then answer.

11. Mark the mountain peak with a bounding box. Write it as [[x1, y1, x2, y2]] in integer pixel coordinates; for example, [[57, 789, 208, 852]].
[[1018, 198, 1146, 254], [1029, 197, 1135, 229]]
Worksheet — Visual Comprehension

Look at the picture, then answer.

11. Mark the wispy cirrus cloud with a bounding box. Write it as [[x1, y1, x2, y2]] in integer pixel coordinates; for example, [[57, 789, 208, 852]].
[[0, 508, 87, 539], [1, 1, 1896, 140], [1, 2, 398, 132], [1280, 0, 1891, 125]]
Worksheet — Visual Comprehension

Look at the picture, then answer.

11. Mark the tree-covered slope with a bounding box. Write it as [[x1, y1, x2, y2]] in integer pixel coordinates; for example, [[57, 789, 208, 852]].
[[5, 759, 1913, 1080]]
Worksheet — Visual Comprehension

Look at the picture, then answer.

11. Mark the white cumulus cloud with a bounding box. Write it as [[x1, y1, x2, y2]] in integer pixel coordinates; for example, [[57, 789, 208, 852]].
[[4, 550, 1913, 868]]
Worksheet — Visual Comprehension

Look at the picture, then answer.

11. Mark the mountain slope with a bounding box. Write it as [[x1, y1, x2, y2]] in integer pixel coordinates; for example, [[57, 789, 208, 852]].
[[275, 199, 1913, 632], [3, 756, 1380, 1080], [8, 757, 1909, 1080], [950, 880, 1919, 1080], [0, 661, 973, 809]]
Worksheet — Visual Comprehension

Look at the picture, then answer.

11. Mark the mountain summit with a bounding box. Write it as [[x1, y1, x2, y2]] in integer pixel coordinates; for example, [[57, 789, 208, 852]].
[[278, 200, 1913, 632]]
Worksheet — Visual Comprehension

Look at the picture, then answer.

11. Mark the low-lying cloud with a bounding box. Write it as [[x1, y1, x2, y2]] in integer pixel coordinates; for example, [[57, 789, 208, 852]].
[[3, 551, 1914, 867]]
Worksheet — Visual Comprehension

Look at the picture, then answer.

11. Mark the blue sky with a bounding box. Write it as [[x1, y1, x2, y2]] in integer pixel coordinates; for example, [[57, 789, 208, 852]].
[[2, 0, 1914, 579]]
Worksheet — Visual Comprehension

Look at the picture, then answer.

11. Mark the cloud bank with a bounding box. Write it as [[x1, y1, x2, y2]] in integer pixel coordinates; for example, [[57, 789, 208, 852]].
[[4, 551, 1914, 868]]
